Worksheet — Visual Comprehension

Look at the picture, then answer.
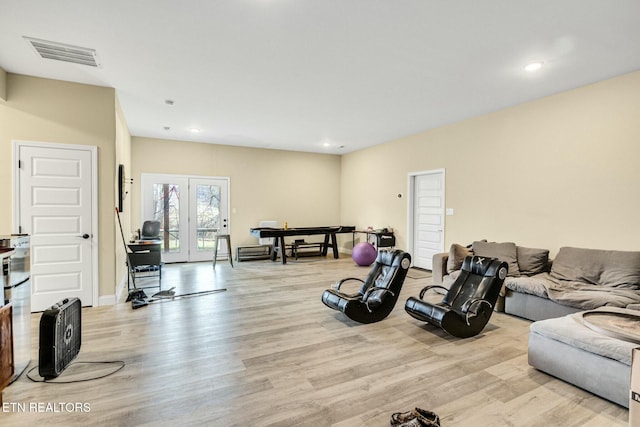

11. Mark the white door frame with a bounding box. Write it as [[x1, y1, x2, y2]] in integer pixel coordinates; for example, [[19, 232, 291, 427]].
[[12, 140, 99, 308], [140, 173, 231, 263], [407, 168, 446, 269]]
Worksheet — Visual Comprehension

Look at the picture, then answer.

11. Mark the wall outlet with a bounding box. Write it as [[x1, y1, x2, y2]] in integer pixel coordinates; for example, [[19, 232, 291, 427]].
[[446, 208, 454, 216]]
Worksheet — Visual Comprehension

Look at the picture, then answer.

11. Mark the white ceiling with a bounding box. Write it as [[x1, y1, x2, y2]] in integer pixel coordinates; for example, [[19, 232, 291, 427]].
[[1, 1, 639, 154]]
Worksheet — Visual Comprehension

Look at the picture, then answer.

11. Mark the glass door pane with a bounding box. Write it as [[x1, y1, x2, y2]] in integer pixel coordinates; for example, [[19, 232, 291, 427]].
[[195, 184, 219, 251], [189, 178, 229, 262], [152, 183, 181, 253], [141, 175, 189, 263]]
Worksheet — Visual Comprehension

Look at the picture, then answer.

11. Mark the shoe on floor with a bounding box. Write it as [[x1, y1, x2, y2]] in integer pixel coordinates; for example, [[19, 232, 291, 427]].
[[390, 407, 440, 427], [390, 410, 414, 426]]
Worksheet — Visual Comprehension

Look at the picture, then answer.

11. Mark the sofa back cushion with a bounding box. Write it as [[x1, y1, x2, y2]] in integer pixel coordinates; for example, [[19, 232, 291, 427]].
[[517, 246, 550, 275], [446, 243, 473, 274], [472, 241, 520, 277], [550, 247, 640, 288]]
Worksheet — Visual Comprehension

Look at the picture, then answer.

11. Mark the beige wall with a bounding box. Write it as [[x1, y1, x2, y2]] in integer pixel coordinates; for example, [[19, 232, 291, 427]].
[[342, 70, 640, 257], [0, 74, 118, 300], [131, 137, 343, 249], [2, 68, 638, 301], [0, 66, 6, 101], [114, 96, 132, 290]]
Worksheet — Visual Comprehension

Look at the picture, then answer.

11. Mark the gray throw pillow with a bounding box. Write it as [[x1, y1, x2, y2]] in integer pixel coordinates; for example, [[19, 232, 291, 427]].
[[446, 243, 473, 273], [472, 241, 520, 277], [517, 246, 550, 276]]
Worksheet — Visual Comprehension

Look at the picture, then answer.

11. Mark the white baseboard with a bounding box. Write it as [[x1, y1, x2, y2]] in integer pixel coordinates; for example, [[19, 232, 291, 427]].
[[115, 274, 128, 303], [96, 274, 129, 306], [98, 294, 116, 306]]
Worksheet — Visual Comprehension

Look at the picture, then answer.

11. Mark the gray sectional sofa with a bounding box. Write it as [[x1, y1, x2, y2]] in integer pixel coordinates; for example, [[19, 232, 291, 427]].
[[433, 242, 640, 321], [432, 241, 640, 407], [529, 306, 639, 408]]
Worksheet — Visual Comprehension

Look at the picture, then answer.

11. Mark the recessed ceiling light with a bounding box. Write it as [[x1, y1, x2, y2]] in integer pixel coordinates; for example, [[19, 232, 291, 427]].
[[165, 99, 174, 106], [524, 61, 544, 72], [190, 128, 200, 133]]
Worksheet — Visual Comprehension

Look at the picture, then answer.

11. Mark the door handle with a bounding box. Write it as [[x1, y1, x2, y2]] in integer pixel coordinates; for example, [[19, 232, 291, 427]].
[[79, 233, 91, 239]]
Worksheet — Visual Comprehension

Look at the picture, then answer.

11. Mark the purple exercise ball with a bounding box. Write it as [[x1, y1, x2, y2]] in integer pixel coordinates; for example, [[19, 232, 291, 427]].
[[352, 242, 377, 266]]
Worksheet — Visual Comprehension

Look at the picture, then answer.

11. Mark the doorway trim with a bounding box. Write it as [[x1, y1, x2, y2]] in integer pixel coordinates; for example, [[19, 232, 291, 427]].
[[407, 168, 446, 270], [140, 173, 231, 263], [12, 140, 99, 308]]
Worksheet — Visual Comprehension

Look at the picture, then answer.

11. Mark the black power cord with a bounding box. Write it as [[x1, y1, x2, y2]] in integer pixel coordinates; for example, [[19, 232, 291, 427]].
[[26, 360, 126, 384]]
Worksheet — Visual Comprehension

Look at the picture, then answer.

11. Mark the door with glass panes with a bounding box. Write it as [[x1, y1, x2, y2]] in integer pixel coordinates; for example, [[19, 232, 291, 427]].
[[141, 174, 230, 263]]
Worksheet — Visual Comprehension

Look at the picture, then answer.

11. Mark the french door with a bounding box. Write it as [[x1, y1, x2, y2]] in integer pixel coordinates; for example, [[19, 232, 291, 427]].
[[141, 174, 230, 263]]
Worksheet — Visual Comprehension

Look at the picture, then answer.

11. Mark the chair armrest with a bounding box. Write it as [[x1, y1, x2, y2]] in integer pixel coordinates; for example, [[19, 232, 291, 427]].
[[418, 285, 449, 299], [432, 252, 449, 285], [363, 286, 395, 312], [363, 285, 395, 300], [334, 277, 364, 291], [460, 298, 493, 325]]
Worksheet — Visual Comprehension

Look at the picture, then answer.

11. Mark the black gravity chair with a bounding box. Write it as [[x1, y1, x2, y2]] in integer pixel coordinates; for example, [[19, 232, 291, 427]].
[[404, 256, 508, 338], [321, 250, 411, 324]]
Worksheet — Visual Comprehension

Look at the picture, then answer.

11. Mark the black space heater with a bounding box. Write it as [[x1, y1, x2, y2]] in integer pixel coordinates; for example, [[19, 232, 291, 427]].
[[39, 297, 82, 379]]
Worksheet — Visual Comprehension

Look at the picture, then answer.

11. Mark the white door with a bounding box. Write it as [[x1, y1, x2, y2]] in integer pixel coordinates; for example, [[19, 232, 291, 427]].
[[410, 170, 445, 270], [141, 174, 230, 263], [188, 178, 230, 262], [16, 142, 97, 311], [142, 175, 189, 263]]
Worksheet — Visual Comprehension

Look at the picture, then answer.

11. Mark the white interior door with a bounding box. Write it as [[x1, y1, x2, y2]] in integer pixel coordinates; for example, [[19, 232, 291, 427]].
[[410, 170, 445, 270], [141, 174, 230, 263], [16, 142, 97, 311]]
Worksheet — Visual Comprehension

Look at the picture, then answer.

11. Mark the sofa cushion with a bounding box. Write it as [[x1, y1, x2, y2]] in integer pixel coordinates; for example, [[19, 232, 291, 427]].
[[506, 272, 640, 310], [550, 247, 640, 288], [530, 307, 638, 365], [446, 243, 473, 274], [517, 246, 550, 276], [472, 241, 520, 277]]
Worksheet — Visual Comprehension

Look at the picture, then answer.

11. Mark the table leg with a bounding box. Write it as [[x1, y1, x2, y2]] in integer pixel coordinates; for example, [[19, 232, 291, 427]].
[[212, 235, 219, 269], [270, 238, 279, 261], [322, 233, 330, 256], [331, 233, 339, 258], [225, 235, 234, 268], [280, 236, 287, 264]]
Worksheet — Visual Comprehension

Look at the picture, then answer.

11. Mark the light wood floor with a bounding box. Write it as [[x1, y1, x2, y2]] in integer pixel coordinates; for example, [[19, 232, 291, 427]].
[[1, 256, 629, 426]]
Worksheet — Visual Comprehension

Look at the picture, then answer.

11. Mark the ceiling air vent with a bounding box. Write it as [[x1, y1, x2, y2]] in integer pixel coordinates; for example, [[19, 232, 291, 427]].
[[23, 36, 101, 68]]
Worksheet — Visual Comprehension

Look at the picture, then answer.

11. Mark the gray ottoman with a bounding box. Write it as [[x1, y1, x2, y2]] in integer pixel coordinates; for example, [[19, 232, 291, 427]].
[[528, 307, 638, 408]]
